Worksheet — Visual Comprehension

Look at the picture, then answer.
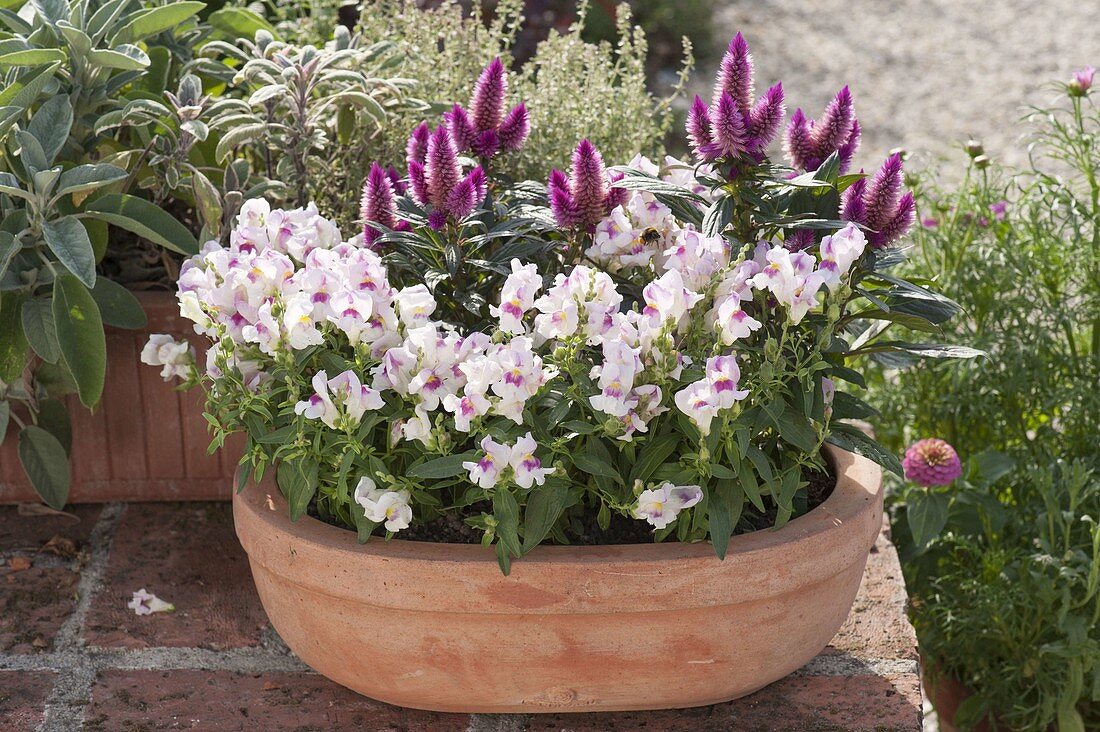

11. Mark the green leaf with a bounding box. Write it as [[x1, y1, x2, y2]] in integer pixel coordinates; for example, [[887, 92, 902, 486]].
[[850, 341, 984, 360], [708, 488, 732, 560], [0, 290, 28, 383], [83, 194, 198, 255], [277, 459, 318, 522], [214, 122, 266, 163], [36, 398, 71, 452], [0, 62, 60, 108], [18, 425, 70, 509], [16, 128, 48, 174], [27, 95, 72, 165], [208, 7, 278, 40], [0, 48, 66, 66], [20, 298, 59, 363], [0, 401, 8, 447], [572, 444, 621, 482], [407, 452, 477, 480], [826, 423, 903, 477], [89, 278, 146, 329], [87, 44, 149, 71], [52, 274, 105, 408], [112, 2, 204, 44], [493, 488, 522, 557], [522, 481, 570, 551], [0, 231, 18, 278], [54, 163, 127, 200], [775, 405, 818, 453], [42, 217, 96, 287], [906, 491, 950, 549], [628, 433, 680, 485], [830, 391, 879, 421]]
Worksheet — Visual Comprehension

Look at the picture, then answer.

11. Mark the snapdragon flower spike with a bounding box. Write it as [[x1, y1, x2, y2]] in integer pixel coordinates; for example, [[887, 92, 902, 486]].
[[445, 58, 530, 159], [840, 153, 915, 247], [688, 32, 785, 163], [361, 162, 401, 249], [785, 86, 861, 173], [548, 139, 626, 231]]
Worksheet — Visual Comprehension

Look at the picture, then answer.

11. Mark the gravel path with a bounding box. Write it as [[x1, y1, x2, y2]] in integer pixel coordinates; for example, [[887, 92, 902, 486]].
[[699, 0, 1100, 168]]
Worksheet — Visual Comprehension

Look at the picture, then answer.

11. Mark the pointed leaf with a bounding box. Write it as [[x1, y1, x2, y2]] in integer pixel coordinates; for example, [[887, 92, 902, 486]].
[[20, 298, 59, 363], [27, 95, 71, 165], [18, 425, 70, 509], [90, 278, 146, 329], [83, 194, 198, 255], [52, 274, 105, 408], [42, 217, 95, 287]]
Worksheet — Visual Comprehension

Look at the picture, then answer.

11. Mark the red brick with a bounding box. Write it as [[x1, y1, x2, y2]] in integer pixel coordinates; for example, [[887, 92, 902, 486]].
[[530, 674, 922, 732], [0, 504, 102, 552], [84, 503, 268, 650], [0, 564, 79, 653], [0, 671, 56, 730], [84, 670, 470, 732], [826, 521, 917, 661]]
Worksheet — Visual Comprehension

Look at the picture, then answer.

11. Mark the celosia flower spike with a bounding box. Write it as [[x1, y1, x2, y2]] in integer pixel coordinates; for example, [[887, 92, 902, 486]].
[[547, 140, 624, 231], [689, 32, 785, 164], [361, 162, 398, 249], [425, 125, 461, 211], [470, 57, 507, 133], [406, 122, 430, 165], [746, 82, 785, 153], [840, 153, 914, 247], [445, 104, 476, 151], [714, 32, 754, 111], [903, 439, 962, 487], [497, 102, 530, 152], [784, 86, 861, 173]]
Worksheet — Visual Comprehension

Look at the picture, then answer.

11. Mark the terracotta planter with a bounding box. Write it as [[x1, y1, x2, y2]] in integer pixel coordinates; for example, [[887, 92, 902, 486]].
[[921, 658, 995, 732], [0, 291, 241, 504], [234, 444, 883, 713]]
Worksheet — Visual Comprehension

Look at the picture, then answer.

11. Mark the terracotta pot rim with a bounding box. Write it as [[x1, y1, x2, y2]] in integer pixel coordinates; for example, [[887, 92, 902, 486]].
[[234, 444, 883, 613]]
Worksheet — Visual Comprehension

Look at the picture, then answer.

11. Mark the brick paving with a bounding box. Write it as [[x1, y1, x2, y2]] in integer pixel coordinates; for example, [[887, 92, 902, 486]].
[[0, 502, 922, 731]]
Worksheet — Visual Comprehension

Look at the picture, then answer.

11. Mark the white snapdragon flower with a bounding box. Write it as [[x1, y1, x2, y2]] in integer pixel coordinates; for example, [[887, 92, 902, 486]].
[[817, 223, 866, 291], [353, 477, 412, 532], [283, 292, 325, 350], [462, 435, 514, 488], [674, 380, 723, 435], [140, 334, 194, 381], [661, 228, 729, 290], [489, 337, 555, 423], [128, 589, 174, 615], [705, 356, 750, 409], [713, 296, 763, 345], [589, 340, 642, 418], [509, 433, 555, 489], [327, 370, 385, 422], [639, 269, 703, 329], [395, 284, 437, 328], [294, 370, 340, 428], [442, 391, 492, 432], [633, 483, 704, 529], [749, 246, 827, 325], [491, 259, 543, 334]]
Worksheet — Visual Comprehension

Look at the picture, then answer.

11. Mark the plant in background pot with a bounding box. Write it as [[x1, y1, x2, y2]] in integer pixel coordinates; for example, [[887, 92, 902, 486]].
[[0, 0, 207, 507], [146, 33, 974, 712]]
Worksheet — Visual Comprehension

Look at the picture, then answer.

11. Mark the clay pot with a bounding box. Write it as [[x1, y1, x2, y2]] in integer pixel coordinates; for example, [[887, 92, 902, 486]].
[[921, 658, 994, 732], [234, 444, 883, 713], [0, 291, 240, 504]]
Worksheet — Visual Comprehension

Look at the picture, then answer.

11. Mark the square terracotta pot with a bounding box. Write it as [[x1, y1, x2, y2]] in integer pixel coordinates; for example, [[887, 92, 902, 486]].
[[0, 292, 241, 504]]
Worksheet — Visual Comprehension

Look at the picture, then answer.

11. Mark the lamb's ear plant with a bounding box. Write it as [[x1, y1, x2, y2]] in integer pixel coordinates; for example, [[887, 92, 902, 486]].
[[0, 0, 205, 508]]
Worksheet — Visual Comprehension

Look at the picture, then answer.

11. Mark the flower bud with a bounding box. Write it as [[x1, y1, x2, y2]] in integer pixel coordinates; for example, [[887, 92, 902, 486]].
[[965, 139, 984, 157], [973, 154, 990, 170], [1069, 66, 1095, 97]]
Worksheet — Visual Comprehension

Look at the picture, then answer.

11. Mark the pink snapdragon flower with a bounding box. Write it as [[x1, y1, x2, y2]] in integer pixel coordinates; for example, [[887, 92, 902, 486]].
[[903, 439, 963, 487], [128, 589, 174, 615]]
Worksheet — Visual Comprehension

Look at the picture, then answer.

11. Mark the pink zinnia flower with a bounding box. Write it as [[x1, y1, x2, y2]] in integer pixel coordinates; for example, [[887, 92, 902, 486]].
[[903, 439, 962, 487]]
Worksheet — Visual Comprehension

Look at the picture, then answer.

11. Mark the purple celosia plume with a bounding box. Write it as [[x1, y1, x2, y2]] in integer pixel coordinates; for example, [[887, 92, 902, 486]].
[[840, 153, 915, 247], [445, 58, 530, 159], [903, 439, 962, 487], [688, 32, 786, 163], [360, 162, 398, 249], [785, 86, 862, 173], [548, 139, 626, 231], [406, 124, 487, 229]]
